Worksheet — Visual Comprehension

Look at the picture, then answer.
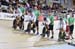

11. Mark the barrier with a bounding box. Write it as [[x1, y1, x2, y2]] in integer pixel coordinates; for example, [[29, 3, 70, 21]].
[[0, 12, 29, 21], [0, 12, 19, 20], [0, 12, 58, 21]]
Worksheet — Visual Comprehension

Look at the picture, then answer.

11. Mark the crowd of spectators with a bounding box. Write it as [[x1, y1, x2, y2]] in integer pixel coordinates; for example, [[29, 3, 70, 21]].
[[0, 0, 52, 14], [0, 0, 75, 17]]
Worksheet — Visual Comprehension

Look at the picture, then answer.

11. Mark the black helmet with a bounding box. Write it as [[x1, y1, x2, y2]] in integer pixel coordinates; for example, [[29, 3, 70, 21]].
[[60, 18, 63, 20], [44, 17, 47, 21]]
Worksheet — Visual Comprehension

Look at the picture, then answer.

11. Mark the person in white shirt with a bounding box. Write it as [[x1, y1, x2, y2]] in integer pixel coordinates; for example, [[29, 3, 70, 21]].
[[41, 17, 50, 38], [58, 18, 66, 41], [27, 10, 36, 22], [24, 10, 36, 34]]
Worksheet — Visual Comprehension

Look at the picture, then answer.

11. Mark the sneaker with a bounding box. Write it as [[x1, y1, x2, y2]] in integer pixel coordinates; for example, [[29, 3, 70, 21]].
[[72, 37, 74, 39], [40, 34, 42, 35], [51, 36, 54, 39], [58, 39, 61, 42], [36, 32, 39, 35]]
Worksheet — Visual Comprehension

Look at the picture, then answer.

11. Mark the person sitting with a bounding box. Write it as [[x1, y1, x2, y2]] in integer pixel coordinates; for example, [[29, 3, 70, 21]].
[[13, 16, 24, 30], [58, 28, 66, 41], [58, 18, 66, 41], [25, 20, 36, 34], [41, 24, 50, 38]]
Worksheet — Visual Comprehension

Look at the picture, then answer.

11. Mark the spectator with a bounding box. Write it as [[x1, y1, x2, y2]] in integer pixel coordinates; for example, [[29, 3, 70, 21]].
[[48, 13, 54, 39], [1, 0, 9, 6], [68, 13, 75, 39], [8, 5, 14, 13]]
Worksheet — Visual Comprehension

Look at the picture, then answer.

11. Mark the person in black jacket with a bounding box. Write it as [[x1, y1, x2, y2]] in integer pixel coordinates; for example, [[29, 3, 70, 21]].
[[19, 16, 24, 30], [41, 24, 50, 38], [13, 16, 20, 29], [13, 16, 24, 30]]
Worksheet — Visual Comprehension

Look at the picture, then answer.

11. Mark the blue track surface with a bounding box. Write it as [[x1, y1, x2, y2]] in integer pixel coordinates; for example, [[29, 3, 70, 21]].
[[35, 44, 75, 49]]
